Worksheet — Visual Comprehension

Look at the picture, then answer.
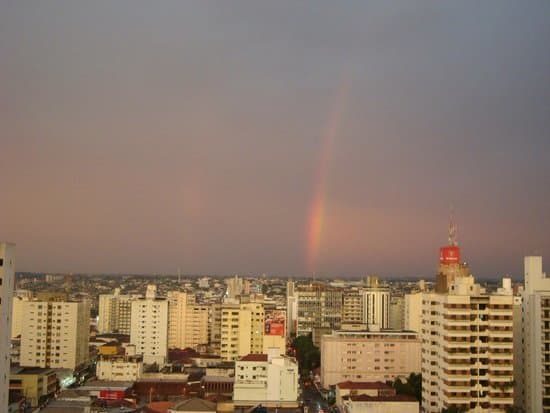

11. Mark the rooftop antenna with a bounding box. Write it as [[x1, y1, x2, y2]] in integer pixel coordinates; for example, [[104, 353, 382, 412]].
[[177, 267, 181, 284], [448, 206, 458, 246]]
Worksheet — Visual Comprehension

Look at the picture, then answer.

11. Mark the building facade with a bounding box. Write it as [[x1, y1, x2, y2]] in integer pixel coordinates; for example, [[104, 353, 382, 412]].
[[361, 287, 390, 330], [233, 352, 298, 406], [219, 301, 264, 361], [404, 291, 422, 333], [388, 296, 404, 330], [167, 291, 209, 350], [9, 367, 57, 408], [296, 283, 343, 337], [11, 290, 32, 339], [98, 288, 139, 335], [0, 242, 16, 412], [521, 256, 550, 413], [20, 299, 90, 370], [96, 354, 143, 381], [320, 329, 421, 387], [421, 276, 514, 412], [130, 285, 169, 365]]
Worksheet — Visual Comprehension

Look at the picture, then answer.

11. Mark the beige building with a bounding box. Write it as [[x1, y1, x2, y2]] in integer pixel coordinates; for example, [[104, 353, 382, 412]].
[[0, 242, 16, 412], [9, 367, 57, 408], [233, 352, 298, 407], [219, 301, 264, 361], [320, 329, 421, 387], [98, 288, 139, 334], [342, 291, 363, 324], [167, 291, 209, 350], [421, 276, 514, 413], [11, 290, 32, 339], [20, 299, 90, 370], [388, 296, 404, 330], [96, 353, 143, 381], [130, 285, 168, 365], [404, 291, 422, 333], [521, 256, 550, 413]]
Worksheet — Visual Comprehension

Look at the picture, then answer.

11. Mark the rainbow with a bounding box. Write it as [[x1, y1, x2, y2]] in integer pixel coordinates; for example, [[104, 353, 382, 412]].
[[306, 80, 350, 275]]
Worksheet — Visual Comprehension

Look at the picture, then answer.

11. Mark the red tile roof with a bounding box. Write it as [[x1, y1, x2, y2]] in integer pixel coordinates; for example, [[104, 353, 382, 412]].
[[240, 354, 268, 362], [144, 401, 175, 413]]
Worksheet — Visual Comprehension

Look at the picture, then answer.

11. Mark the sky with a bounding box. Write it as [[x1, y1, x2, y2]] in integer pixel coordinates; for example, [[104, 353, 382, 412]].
[[1, 1, 549, 279]]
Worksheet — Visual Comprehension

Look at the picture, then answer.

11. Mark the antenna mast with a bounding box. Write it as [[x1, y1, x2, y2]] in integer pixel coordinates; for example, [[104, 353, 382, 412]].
[[448, 207, 457, 246]]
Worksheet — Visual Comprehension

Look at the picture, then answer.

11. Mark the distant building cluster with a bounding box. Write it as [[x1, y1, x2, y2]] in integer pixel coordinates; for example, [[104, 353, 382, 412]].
[[1, 229, 549, 412]]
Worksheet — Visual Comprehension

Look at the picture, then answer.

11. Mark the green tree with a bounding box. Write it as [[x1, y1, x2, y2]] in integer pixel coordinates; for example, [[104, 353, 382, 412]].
[[291, 334, 320, 374], [393, 373, 422, 403]]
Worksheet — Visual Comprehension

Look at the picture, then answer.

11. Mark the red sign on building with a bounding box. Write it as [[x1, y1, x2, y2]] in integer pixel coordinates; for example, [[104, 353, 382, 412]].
[[99, 390, 126, 400], [440, 246, 460, 264]]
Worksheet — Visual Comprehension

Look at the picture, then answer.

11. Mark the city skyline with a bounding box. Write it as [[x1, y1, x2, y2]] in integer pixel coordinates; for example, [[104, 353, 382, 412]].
[[1, 1, 549, 277]]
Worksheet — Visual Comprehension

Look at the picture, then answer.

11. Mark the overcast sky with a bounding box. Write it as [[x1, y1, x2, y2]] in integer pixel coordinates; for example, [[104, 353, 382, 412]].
[[1, 1, 549, 279]]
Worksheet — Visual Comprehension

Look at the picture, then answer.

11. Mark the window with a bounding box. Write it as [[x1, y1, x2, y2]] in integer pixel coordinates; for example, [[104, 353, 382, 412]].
[[0, 258, 3, 266]]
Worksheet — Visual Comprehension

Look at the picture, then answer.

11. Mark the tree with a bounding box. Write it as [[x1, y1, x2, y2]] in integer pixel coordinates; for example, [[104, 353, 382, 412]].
[[393, 373, 422, 403], [291, 334, 320, 375]]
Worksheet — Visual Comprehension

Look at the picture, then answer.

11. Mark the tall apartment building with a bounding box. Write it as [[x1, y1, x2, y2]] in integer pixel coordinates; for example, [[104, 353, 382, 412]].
[[361, 277, 390, 329], [521, 256, 550, 413], [210, 303, 223, 354], [342, 291, 363, 324], [98, 288, 140, 334], [421, 276, 514, 413], [225, 275, 246, 299], [0, 242, 16, 412], [320, 329, 421, 387], [295, 283, 343, 337], [167, 291, 209, 350], [11, 290, 32, 339], [286, 281, 297, 338], [130, 285, 168, 365], [20, 299, 90, 370], [404, 291, 423, 332], [218, 301, 264, 361], [341, 286, 390, 330], [512, 294, 523, 409], [389, 295, 404, 330]]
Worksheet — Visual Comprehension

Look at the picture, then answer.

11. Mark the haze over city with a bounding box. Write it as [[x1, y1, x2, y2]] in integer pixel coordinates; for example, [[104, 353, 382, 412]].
[[1, 1, 549, 278]]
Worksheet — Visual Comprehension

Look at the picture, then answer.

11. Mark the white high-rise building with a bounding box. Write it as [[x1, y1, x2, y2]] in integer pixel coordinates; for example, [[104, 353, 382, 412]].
[[20, 299, 90, 370], [98, 288, 140, 334], [130, 285, 168, 365], [0, 242, 15, 412], [421, 276, 514, 413], [521, 256, 550, 413], [404, 291, 423, 332], [286, 281, 297, 338], [361, 287, 390, 329], [167, 291, 209, 350], [11, 290, 32, 339]]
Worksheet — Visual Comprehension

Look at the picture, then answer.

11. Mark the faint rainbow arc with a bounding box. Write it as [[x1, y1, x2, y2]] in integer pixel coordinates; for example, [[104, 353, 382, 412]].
[[306, 80, 350, 275]]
